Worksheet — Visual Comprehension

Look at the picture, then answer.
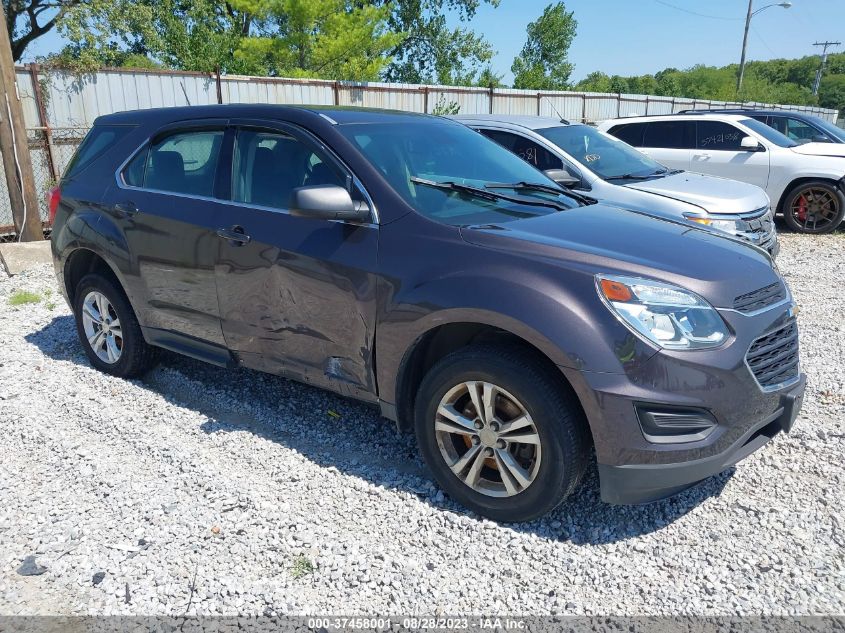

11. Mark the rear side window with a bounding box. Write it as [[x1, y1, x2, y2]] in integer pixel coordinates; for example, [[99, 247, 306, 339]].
[[695, 121, 745, 150], [64, 125, 133, 180], [479, 129, 563, 171], [642, 121, 694, 149], [123, 130, 224, 197], [608, 123, 645, 147]]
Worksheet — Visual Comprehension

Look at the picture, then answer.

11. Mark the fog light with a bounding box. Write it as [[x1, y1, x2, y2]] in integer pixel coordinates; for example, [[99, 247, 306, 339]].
[[636, 405, 717, 444]]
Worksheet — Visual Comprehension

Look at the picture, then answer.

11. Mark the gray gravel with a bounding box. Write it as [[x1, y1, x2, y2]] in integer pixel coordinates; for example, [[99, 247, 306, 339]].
[[0, 230, 843, 616]]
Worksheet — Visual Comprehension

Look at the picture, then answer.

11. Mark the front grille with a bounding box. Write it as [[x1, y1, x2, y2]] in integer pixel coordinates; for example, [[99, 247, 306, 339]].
[[737, 207, 777, 254], [746, 321, 800, 390], [733, 282, 785, 313]]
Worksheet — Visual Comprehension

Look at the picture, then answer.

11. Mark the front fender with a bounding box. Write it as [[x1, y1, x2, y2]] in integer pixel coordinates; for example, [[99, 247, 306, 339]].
[[375, 267, 656, 408]]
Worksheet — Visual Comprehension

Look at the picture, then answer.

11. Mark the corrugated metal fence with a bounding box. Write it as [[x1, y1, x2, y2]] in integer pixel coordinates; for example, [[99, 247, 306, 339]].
[[2, 64, 840, 233]]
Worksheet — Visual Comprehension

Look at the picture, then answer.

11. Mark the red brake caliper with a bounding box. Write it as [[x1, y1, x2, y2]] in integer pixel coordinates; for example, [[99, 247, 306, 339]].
[[796, 194, 808, 222]]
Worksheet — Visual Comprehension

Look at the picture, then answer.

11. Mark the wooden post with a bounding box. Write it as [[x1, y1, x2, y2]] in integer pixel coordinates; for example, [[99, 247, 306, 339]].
[[0, 3, 42, 241], [215, 66, 223, 104], [333, 81, 340, 106]]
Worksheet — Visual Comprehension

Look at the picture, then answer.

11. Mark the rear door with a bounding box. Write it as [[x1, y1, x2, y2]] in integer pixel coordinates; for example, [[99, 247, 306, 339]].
[[213, 120, 379, 399], [691, 120, 770, 189], [639, 120, 694, 171], [106, 121, 230, 345]]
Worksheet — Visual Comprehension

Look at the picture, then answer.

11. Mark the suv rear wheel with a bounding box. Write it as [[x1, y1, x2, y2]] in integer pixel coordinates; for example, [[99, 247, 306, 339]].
[[73, 273, 158, 377], [414, 345, 590, 522], [782, 181, 845, 234]]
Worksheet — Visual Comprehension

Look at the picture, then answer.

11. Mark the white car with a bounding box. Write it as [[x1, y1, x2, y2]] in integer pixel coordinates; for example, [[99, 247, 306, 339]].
[[598, 113, 845, 234], [452, 114, 778, 255]]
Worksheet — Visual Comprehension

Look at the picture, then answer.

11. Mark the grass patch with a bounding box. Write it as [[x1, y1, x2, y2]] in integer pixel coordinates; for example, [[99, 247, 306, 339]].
[[290, 555, 314, 579], [45, 301, 56, 310], [9, 290, 41, 306]]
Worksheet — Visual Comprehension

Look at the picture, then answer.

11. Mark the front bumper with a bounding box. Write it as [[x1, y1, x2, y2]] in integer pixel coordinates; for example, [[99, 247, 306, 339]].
[[598, 374, 804, 504], [561, 297, 804, 505]]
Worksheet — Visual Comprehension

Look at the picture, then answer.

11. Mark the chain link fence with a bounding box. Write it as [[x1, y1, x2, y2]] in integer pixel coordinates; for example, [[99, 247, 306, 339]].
[[0, 127, 88, 236]]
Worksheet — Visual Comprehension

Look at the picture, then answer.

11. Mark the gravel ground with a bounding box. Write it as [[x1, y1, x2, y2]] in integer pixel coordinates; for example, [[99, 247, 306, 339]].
[[0, 231, 843, 617]]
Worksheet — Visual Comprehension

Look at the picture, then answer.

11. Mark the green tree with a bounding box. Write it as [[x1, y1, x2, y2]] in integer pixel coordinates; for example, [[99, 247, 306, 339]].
[[818, 75, 845, 112], [474, 65, 504, 88], [54, 0, 253, 73], [575, 71, 610, 93], [234, 0, 402, 80], [381, 0, 498, 85], [4, 0, 85, 61], [511, 2, 577, 90]]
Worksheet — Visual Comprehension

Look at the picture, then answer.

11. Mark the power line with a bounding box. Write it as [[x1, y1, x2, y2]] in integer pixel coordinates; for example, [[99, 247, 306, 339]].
[[652, 0, 741, 21]]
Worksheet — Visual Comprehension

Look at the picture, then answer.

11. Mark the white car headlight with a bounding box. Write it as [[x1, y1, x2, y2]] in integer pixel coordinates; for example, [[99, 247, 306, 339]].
[[683, 213, 744, 236], [596, 275, 729, 350]]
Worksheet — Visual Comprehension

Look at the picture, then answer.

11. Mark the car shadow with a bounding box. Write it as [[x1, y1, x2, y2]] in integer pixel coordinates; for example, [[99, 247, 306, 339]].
[[26, 315, 733, 545]]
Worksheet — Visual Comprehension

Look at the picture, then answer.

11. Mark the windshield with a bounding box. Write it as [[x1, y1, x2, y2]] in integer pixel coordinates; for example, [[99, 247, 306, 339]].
[[807, 115, 845, 143], [739, 117, 798, 148], [537, 124, 667, 180], [337, 121, 580, 225]]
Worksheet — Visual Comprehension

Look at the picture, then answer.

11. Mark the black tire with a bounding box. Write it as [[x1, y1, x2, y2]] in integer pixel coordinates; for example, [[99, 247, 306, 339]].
[[781, 180, 845, 234], [72, 273, 158, 377], [414, 345, 590, 522]]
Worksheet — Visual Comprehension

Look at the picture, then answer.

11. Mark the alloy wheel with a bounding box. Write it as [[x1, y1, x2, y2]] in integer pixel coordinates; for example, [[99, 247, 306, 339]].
[[790, 187, 841, 232], [81, 290, 123, 364], [434, 381, 542, 498]]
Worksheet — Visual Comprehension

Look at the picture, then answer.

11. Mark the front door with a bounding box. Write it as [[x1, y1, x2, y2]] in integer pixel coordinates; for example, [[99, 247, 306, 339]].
[[106, 123, 229, 345], [213, 122, 379, 399], [690, 120, 770, 190]]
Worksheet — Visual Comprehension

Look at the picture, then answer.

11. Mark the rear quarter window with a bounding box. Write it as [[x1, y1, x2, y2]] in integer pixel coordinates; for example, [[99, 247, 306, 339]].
[[609, 123, 645, 147], [64, 125, 134, 180]]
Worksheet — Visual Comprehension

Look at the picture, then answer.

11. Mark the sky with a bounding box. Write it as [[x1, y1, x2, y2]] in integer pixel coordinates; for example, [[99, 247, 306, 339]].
[[20, 0, 845, 85], [460, 0, 845, 84]]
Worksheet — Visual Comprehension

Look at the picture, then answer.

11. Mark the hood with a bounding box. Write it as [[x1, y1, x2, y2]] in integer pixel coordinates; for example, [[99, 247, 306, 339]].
[[623, 171, 769, 215], [460, 203, 778, 309], [790, 142, 845, 159]]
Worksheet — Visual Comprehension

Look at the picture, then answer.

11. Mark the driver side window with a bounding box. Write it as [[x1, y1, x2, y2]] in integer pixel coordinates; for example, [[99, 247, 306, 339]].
[[232, 129, 346, 210]]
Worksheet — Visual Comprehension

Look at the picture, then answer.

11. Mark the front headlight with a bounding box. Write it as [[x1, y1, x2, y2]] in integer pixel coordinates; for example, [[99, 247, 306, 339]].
[[596, 275, 729, 350], [683, 213, 745, 236]]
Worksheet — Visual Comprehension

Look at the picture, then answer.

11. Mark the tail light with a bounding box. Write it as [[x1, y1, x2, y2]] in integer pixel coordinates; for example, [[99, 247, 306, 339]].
[[47, 186, 61, 224]]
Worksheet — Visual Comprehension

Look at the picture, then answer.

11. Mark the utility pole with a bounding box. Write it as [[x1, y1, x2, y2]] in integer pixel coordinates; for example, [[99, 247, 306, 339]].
[[0, 3, 43, 241], [812, 41, 841, 96], [736, 1, 792, 96], [737, 0, 754, 95]]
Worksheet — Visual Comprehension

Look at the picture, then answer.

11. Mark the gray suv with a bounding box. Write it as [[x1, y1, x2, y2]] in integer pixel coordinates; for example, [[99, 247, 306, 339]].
[[51, 105, 804, 522], [453, 115, 779, 256]]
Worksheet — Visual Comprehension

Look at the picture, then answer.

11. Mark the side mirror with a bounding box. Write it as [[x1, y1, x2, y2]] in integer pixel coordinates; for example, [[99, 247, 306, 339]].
[[543, 168, 580, 188], [740, 136, 763, 152], [289, 185, 370, 222], [811, 135, 830, 143]]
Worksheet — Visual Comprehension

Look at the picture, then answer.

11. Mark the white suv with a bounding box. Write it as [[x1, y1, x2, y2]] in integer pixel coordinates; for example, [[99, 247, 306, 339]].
[[598, 113, 845, 234]]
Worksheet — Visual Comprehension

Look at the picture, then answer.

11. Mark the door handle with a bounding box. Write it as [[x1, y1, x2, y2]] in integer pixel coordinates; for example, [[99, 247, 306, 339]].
[[216, 225, 251, 245], [114, 201, 139, 217], [693, 153, 711, 160]]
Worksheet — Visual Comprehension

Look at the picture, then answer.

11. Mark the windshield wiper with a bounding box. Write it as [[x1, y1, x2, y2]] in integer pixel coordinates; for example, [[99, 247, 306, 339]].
[[485, 180, 596, 206], [485, 181, 565, 195], [605, 172, 661, 182], [409, 177, 572, 211]]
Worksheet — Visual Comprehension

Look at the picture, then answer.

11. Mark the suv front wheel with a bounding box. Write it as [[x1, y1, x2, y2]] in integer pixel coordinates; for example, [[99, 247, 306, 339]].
[[73, 273, 158, 377], [782, 180, 845, 234], [414, 345, 590, 522]]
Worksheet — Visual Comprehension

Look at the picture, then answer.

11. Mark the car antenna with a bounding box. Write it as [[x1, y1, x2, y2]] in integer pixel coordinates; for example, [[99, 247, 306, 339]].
[[542, 96, 568, 124]]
